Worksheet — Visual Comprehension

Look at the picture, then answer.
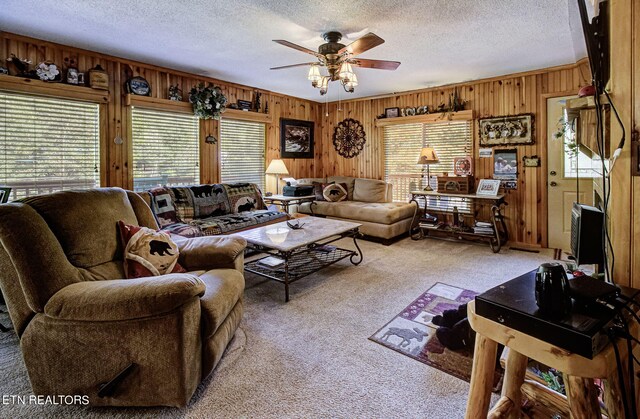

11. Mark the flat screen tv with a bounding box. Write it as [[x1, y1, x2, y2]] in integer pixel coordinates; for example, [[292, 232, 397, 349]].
[[577, 0, 610, 92], [570, 202, 604, 266]]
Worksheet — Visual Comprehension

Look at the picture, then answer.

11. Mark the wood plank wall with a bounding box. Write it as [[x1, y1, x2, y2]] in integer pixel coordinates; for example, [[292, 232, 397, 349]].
[[0, 31, 323, 193], [319, 60, 592, 247]]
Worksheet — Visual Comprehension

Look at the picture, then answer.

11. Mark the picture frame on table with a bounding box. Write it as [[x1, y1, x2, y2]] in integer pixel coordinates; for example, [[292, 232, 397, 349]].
[[0, 187, 12, 203], [280, 118, 314, 159], [476, 179, 501, 196], [384, 107, 400, 118]]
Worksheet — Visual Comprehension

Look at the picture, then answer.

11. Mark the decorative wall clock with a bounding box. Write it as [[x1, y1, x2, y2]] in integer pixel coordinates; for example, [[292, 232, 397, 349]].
[[332, 118, 366, 158]]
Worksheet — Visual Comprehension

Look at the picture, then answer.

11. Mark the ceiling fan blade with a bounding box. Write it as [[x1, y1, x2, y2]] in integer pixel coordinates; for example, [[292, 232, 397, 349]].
[[270, 62, 317, 70], [338, 32, 385, 56], [273, 40, 322, 58], [349, 58, 401, 70]]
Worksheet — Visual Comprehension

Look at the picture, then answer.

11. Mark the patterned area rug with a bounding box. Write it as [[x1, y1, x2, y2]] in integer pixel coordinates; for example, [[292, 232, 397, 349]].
[[370, 283, 502, 388]]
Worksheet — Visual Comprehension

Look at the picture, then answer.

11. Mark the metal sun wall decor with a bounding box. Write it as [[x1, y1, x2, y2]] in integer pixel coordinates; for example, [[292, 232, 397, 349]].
[[479, 113, 534, 146], [332, 118, 366, 158]]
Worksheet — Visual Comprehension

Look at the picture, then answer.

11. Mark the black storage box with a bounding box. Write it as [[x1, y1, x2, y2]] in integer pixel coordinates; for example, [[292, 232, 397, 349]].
[[283, 185, 314, 197]]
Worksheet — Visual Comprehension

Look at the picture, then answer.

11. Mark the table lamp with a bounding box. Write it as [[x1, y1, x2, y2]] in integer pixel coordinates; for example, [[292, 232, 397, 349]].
[[265, 159, 289, 194], [417, 147, 439, 191]]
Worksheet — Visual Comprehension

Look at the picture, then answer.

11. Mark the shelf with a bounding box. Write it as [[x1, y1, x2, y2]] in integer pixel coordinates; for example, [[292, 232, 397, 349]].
[[0, 74, 110, 103], [126, 94, 192, 113], [375, 109, 474, 127], [222, 108, 272, 124]]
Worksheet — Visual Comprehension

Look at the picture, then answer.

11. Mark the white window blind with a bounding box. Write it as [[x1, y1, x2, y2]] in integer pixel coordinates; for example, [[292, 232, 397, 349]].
[[220, 119, 265, 191], [131, 107, 199, 191], [0, 91, 100, 201], [384, 120, 473, 208]]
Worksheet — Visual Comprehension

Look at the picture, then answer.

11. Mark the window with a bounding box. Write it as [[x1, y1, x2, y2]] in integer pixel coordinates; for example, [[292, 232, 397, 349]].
[[384, 120, 472, 211], [0, 91, 100, 200], [131, 107, 199, 191], [219, 119, 266, 190]]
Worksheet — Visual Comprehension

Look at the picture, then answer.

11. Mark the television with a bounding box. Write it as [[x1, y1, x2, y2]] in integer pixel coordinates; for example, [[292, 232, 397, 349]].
[[570, 202, 604, 266], [577, 0, 610, 92]]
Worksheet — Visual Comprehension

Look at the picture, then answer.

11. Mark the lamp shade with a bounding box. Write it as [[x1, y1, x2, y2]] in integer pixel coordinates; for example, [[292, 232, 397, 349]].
[[307, 65, 322, 83], [265, 159, 290, 175], [339, 63, 355, 81], [417, 147, 439, 164]]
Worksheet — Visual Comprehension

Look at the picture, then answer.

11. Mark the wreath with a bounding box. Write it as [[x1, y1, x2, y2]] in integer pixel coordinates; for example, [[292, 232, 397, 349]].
[[332, 118, 366, 158], [189, 83, 228, 120]]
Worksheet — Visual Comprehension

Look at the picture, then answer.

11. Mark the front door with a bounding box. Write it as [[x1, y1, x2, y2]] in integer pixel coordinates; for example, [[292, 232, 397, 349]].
[[547, 95, 594, 252]]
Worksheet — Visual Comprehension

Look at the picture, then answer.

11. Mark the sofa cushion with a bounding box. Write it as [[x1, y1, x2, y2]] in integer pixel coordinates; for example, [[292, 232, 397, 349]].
[[327, 176, 356, 200], [301, 201, 415, 225], [223, 183, 265, 213], [148, 187, 179, 228], [353, 178, 387, 203], [118, 221, 187, 279], [323, 183, 348, 202], [195, 269, 245, 339]]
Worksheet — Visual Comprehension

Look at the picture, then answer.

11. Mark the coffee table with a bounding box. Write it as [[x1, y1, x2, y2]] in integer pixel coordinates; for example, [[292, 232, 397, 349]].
[[234, 217, 363, 301]]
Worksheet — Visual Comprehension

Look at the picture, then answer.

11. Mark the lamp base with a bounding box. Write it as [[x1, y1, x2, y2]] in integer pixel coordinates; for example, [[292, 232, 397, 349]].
[[423, 185, 434, 191]]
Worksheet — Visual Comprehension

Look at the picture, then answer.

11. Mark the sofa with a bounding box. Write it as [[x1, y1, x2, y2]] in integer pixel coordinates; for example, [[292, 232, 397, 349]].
[[297, 176, 417, 244], [139, 182, 289, 238], [0, 188, 246, 407]]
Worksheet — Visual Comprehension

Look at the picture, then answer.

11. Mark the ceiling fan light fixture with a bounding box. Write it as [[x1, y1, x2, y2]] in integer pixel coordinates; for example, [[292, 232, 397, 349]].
[[307, 64, 322, 86], [338, 62, 355, 82], [318, 76, 330, 95]]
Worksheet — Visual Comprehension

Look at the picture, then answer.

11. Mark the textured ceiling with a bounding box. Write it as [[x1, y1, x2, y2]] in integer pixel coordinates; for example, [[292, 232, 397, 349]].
[[0, 0, 587, 102]]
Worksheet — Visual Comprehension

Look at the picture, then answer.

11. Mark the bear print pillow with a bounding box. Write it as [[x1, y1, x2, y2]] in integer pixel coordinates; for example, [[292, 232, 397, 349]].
[[118, 221, 187, 279]]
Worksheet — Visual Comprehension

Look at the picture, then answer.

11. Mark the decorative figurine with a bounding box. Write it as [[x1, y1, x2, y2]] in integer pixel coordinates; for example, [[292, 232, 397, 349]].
[[169, 84, 183, 101], [254, 91, 262, 112]]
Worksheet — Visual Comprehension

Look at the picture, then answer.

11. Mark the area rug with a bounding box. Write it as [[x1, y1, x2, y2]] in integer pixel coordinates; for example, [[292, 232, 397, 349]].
[[370, 282, 503, 389]]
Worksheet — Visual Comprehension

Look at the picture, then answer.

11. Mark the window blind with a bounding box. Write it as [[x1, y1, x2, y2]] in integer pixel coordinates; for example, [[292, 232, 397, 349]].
[[131, 107, 199, 191], [219, 119, 265, 191], [0, 91, 100, 201], [384, 120, 473, 207]]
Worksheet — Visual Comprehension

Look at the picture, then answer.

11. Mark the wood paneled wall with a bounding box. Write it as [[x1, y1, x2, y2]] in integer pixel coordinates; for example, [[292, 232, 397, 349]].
[[319, 60, 592, 247], [0, 32, 323, 193]]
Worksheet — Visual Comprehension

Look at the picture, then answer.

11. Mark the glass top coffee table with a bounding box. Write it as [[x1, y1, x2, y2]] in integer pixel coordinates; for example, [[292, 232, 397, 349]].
[[233, 217, 363, 302]]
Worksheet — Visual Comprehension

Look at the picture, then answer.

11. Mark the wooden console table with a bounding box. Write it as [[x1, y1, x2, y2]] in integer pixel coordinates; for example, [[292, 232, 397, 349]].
[[409, 191, 508, 253]]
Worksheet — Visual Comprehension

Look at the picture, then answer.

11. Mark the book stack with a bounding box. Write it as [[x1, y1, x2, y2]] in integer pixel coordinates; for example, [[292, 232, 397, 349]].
[[474, 221, 494, 235], [257, 256, 285, 269]]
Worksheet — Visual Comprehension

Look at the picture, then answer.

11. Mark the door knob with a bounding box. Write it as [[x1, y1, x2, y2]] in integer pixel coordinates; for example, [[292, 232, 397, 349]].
[[550, 171, 557, 176], [550, 181, 558, 187]]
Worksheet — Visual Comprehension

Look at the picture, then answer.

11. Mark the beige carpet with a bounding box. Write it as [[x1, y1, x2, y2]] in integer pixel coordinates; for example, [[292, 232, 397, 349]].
[[0, 237, 554, 418]]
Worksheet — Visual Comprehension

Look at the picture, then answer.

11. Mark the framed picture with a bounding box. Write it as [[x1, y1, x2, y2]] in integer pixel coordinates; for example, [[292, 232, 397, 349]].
[[66, 67, 79, 84], [478, 113, 534, 146], [493, 149, 518, 180], [476, 179, 501, 196], [0, 187, 12, 203], [385, 107, 400, 118], [280, 118, 314, 159]]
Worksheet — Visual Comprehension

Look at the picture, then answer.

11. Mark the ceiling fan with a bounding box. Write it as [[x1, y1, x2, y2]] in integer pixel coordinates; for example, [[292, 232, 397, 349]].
[[270, 31, 401, 95]]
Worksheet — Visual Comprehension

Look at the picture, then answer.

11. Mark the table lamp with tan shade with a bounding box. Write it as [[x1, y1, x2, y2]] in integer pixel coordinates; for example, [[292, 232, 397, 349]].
[[265, 159, 290, 194], [418, 146, 439, 191]]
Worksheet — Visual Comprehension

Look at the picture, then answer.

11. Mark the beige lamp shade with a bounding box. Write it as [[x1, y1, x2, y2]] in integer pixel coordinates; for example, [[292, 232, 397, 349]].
[[417, 147, 439, 164], [265, 159, 290, 175]]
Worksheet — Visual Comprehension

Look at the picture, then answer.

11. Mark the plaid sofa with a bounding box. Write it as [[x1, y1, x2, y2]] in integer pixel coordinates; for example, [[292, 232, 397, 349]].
[[139, 183, 288, 237]]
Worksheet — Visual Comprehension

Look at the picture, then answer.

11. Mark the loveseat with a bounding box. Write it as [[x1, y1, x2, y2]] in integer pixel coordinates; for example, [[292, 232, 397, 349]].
[[0, 188, 246, 406], [297, 176, 417, 244], [139, 183, 288, 238]]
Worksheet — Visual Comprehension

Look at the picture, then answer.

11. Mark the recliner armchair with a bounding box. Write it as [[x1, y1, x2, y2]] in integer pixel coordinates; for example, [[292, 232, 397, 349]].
[[0, 188, 246, 407]]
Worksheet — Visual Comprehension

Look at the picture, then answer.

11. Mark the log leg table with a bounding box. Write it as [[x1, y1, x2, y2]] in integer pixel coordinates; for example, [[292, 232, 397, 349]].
[[464, 301, 633, 419]]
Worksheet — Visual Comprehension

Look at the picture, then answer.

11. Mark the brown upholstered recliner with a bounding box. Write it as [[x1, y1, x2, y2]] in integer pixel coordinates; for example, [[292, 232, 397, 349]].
[[0, 188, 246, 407]]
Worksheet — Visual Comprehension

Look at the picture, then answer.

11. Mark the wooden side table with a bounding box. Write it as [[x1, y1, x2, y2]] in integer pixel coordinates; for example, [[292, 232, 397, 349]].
[[465, 301, 633, 418], [263, 194, 315, 214]]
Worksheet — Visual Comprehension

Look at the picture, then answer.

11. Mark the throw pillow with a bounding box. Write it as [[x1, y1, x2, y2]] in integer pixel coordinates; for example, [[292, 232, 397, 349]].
[[118, 221, 187, 279], [313, 182, 331, 201], [323, 183, 348, 202]]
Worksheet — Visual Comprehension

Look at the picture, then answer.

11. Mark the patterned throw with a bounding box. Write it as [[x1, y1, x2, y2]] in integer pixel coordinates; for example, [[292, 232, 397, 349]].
[[370, 283, 503, 388]]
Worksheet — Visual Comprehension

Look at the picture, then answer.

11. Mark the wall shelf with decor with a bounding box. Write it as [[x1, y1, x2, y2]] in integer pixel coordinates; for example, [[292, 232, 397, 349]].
[[0, 74, 110, 103], [222, 108, 272, 124], [375, 109, 474, 127], [125, 94, 192, 113]]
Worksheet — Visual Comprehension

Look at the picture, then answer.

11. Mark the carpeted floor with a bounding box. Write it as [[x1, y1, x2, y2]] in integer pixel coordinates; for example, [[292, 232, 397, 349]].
[[0, 237, 555, 418]]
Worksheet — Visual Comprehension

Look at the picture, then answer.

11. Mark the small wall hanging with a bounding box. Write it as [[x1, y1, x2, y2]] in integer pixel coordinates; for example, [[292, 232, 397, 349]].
[[479, 113, 534, 146], [332, 118, 366, 159]]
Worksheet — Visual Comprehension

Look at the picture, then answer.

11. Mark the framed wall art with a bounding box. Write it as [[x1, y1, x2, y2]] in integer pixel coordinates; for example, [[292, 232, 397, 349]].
[[476, 179, 501, 196], [479, 113, 534, 146], [280, 118, 314, 159]]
